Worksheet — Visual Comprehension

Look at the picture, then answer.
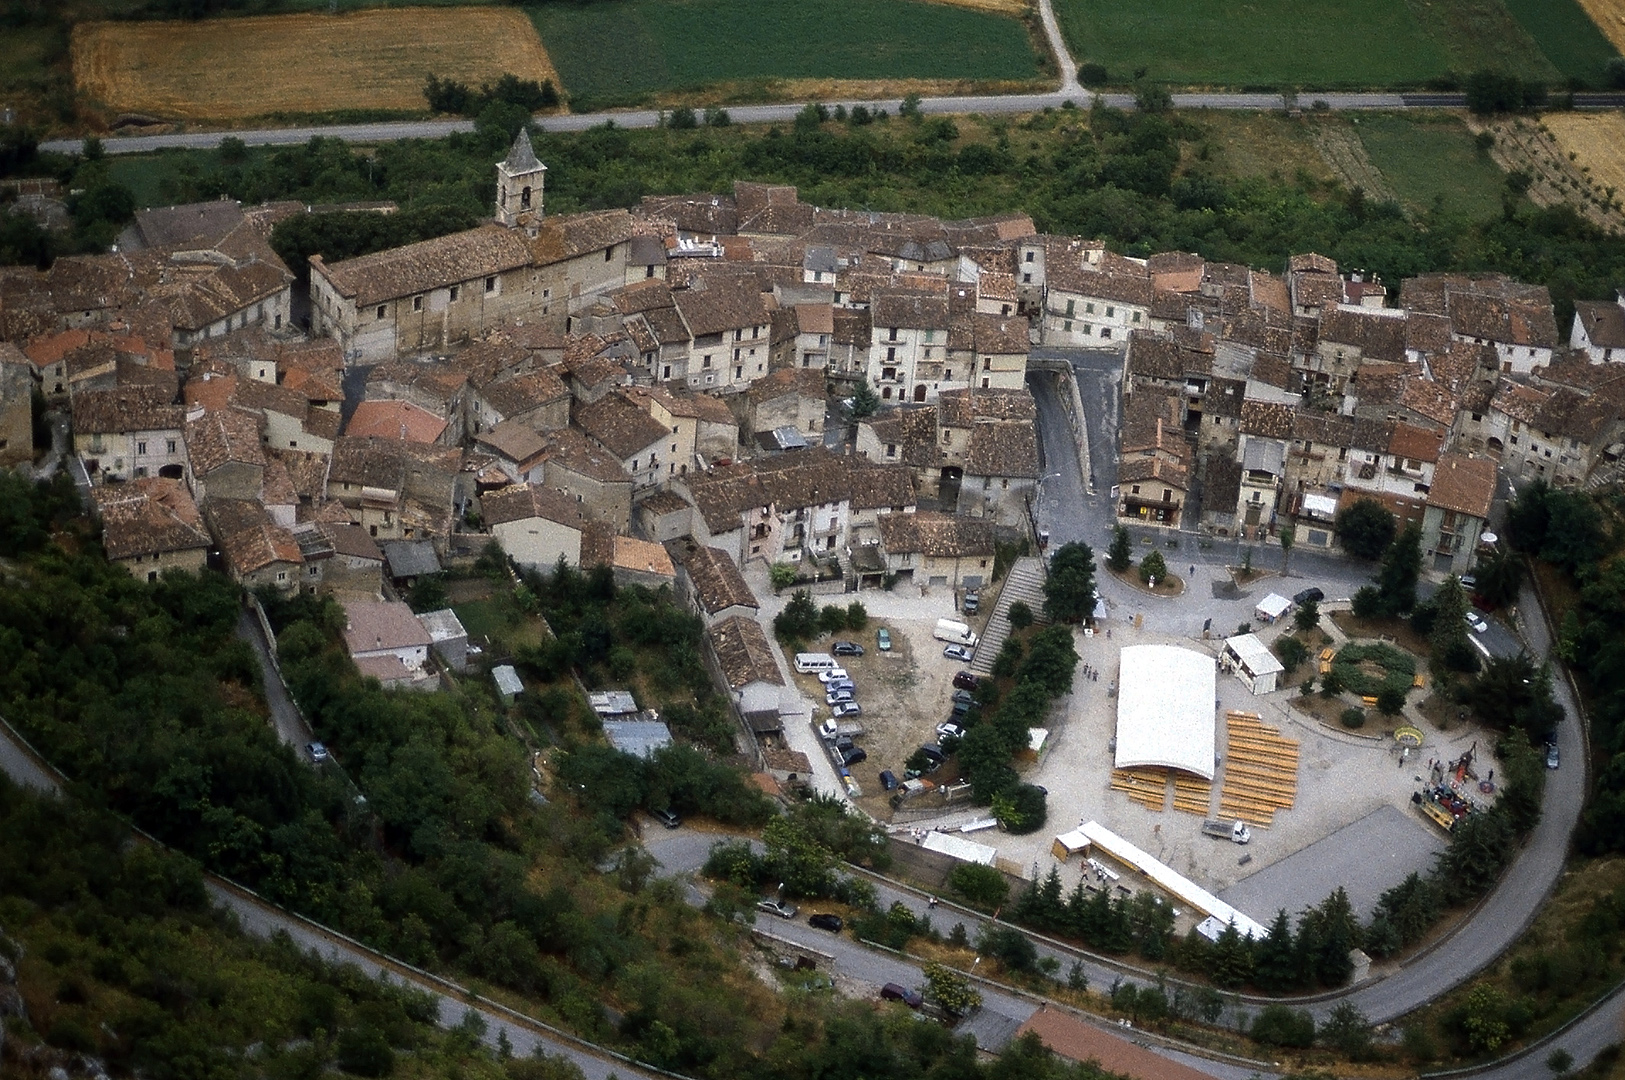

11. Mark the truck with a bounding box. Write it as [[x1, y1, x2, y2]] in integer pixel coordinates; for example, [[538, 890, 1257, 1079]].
[[1201, 819, 1252, 844], [933, 618, 979, 648], [820, 717, 867, 740]]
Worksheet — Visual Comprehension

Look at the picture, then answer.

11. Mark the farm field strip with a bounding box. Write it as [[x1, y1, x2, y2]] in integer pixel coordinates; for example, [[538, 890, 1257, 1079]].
[[72, 9, 560, 120], [1577, 0, 1625, 51], [1525, 113, 1625, 229], [1350, 113, 1507, 220], [1499, 0, 1620, 84], [525, 0, 1041, 108]]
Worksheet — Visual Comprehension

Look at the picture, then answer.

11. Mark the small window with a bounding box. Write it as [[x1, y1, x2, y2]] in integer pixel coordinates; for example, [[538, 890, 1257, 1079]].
[[137, 441, 147, 455], [486, 276, 497, 293], [413, 296, 423, 312], [1132, 311, 1142, 323], [377, 305, 387, 319], [1106, 306, 1115, 317], [605, 246, 615, 262], [1085, 302, 1095, 314], [1022, 273, 1032, 283], [276, 571, 288, 582], [449, 286, 459, 301], [1024, 251, 1034, 263], [167, 440, 177, 454]]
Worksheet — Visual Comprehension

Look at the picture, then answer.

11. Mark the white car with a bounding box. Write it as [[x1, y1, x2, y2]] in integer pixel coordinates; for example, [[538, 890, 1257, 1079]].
[[936, 721, 966, 742], [943, 645, 974, 662], [1464, 611, 1488, 634], [831, 702, 863, 718], [826, 689, 855, 706], [818, 668, 851, 684]]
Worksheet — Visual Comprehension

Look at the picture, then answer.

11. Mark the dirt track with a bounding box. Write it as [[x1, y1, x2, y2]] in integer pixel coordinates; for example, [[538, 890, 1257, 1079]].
[[73, 9, 560, 120]]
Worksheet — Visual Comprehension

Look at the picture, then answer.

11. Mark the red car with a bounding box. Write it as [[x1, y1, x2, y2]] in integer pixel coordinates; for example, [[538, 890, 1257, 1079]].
[[953, 671, 980, 691]]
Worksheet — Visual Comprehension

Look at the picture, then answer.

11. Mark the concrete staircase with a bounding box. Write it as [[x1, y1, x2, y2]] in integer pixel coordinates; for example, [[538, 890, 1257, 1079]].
[[970, 555, 1047, 675]]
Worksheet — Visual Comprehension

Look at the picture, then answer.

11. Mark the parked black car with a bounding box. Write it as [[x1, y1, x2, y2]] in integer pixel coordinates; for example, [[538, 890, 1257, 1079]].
[[953, 671, 980, 691], [841, 747, 868, 766], [832, 641, 865, 657], [809, 913, 844, 932], [878, 769, 899, 791]]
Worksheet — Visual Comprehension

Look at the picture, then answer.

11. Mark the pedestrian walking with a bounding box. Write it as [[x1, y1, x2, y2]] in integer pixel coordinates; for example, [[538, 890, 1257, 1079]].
[[928, 895, 938, 910]]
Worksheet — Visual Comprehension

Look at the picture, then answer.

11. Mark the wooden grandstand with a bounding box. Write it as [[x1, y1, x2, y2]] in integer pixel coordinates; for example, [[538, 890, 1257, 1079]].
[[1111, 767, 1213, 815], [1218, 711, 1299, 827], [1171, 772, 1213, 816]]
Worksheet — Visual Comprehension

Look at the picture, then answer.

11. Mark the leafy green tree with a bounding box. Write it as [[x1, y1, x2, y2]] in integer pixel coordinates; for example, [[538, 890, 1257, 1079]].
[[1279, 527, 1294, 575], [1437, 808, 1516, 904], [1371, 521, 1422, 614], [977, 923, 1038, 973], [1335, 498, 1396, 560], [1044, 541, 1098, 622], [769, 562, 798, 591], [1472, 547, 1523, 609], [1275, 635, 1307, 673], [922, 961, 982, 1016], [845, 601, 868, 630], [773, 589, 819, 641], [818, 603, 849, 635], [1251, 1004, 1315, 1048], [1508, 478, 1553, 553], [947, 862, 1009, 909], [1139, 548, 1167, 585], [1008, 601, 1034, 629], [849, 379, 880, 418], [1351, 585, 1382, 619], [1107, 525, 1133, 572], [1294, 598, 1319, 632], [1459, 982, 1512, 1053], [1208, 920, 1254, 988], [1376, 683, 1407, 716], [991, 783, 1047, 834]]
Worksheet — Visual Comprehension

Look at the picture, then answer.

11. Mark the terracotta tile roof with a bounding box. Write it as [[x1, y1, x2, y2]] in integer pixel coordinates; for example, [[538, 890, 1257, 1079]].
[[968, 311, 1029, 354], [707, 614, 783, 688], [1427, 454, 1496, 519], [1449, 291, 1559, 348], [1573, 300, 1625, 349], [71, 384, 182, 435], [322, 521, 383, 562], [368, 359, 468, 405], [575, 392, 670, 459], [793, 302, 834, 335], [1534, 386, 1622, 443], [1289, 252, 1338, 274], [1201, 454, 1242, 510], [475, 420, 548, 468], [1205, 376, 1245, 418], [600, 533, 674, 578], [1490, 379, 1549, 424], [746, 366, 826, 406], [871, 290, 951, 330], [685, 448, 852, 532], [966, 421, 1038, 478], [682, 544, 758, 615], [1249, 269, 1290, 314], [630, 384, 735, 424], [1239, 400, 1295, 439], [235, 376, 312, 421], [861, 406, 943, 470], [540, 426, 634, 484], [342, 598, 432, 654], [529, 209, 639, 266], [1406, 312, 1453, 355], [1352, 360, 1408, 405], [877, 510, 994, 558], [1121, 393, 1190, 458], [345, 399, 448, 444], [448, 337, 530, 385], [261, 454, 298, 508], [315, 224, 533, 307], [612, 277, 677, 316], [847, 464, 917, 510], [937, 387, 1036, 426], [637, 192, 738, 236], [92, 477, 210, 560], [1292, 411, 1354, 446], [477, 367, 569, 421], [203, 495, 302, 574], [832, 307, 871, 347], [1388, 422, 1445, 463], [1400, 376, 1459, 429], [1118, 454, 1189, 490], [186, 405, 265, 475], [1319, 307, 1409, 362], [1249, 351, 1292, 389], [482, 482, 586, 530]]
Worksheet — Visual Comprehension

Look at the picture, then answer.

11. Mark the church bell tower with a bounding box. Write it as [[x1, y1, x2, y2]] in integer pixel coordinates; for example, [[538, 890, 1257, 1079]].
[[495, 128, 546, 233]]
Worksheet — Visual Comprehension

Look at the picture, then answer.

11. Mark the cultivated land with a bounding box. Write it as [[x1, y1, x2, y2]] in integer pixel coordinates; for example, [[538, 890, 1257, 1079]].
[[71, 8, 560, 120], [1052, 0, 1447, 88], [1578, 0, 1625, 51], [525, 0, 1043, 109], [1479, 113, 1625, 230], [1052, 0, 1615, 89], [1351, 113, 1508, 219]]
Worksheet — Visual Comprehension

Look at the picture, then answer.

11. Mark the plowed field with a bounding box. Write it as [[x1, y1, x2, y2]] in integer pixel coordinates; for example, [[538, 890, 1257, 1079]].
[[73, 8, 559, 120]]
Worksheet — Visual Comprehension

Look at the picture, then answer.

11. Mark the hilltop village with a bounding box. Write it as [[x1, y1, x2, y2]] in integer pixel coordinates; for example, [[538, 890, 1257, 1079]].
[[0, 129, 1616, 677]]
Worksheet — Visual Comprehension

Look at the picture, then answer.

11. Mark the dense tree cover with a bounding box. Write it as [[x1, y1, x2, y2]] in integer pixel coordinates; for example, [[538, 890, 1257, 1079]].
[[9, 102, 1625, 326], [1043, 542, 1098, 623], [1334, 498, 1398, 561], [0, 773, 568, 1079]]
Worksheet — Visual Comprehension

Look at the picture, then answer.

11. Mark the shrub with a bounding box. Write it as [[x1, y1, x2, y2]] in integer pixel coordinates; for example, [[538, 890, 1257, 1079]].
[[1275, 635, 1308, 672], [769, 563, 798, 592], [704, 107, 731, 127], [845, 601, 868, 630], [947, 862, 1009, 910], [1376, 684, 1408, 716], [1341, 707, 1366, 729], [1251, 1004, 1315, 1048], [1008, 601, 1034, 629], [1300, 678, 1315, 696], [818, 604, 849, 635], [1139, 548, 1167, 585], [1079, 62, 1110, 86]]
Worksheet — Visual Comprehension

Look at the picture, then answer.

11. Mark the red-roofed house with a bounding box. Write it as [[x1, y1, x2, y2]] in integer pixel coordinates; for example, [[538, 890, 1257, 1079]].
[[1423, 454, 1498, 575], [345, 399, 450, 445]]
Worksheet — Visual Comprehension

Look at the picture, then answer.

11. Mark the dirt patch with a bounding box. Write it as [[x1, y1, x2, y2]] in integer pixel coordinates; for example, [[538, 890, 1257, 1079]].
[[1309, 119, 1400, 204], [1108, 565, 1184, 597], [1576, 0, 1625, 51], [916, 0, 1029, 15], [1471, 114, 1625, 231], [73, 9, 561, 121]]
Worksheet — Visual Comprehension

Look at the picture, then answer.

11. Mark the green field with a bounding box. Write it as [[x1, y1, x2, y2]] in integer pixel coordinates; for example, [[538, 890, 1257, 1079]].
[[526, 0, 1041, 108], [1052, 0, 1446, 88], [1053, 0, 1617, 89], [1351, 114, 1507, 219], [1500, 0, 1621, 84]]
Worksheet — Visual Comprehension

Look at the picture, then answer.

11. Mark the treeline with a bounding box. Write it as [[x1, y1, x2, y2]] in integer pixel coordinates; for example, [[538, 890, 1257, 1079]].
[[425, 73, 562, 117]]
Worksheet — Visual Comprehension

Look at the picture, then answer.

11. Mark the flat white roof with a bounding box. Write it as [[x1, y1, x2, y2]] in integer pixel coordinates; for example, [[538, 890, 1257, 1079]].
[[1078, 820, 1265, 940], [1223, 633, 1285, 676], [921, 830, 997, 866], [1115, 644, 1216, 780], [1255, 593, 1291, 619]]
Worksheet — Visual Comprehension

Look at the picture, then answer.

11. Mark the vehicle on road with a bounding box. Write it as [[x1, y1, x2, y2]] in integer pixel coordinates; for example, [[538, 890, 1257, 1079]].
[[757, 898, 798, 919], [832, 641, 865, 657], [307, 741, 329, 763], [818, 667, 851, 684], [953, 671, 980, 691], [880, 983, 923, 1008], [933, 618, 978, 647], [1547, 742, 1561, 770], [825, 689, 855, 706], [876, 627, 892, 651], [1292, 587, 1324, 606], [943, 644, 974, 662], [809, 913, 844, 932], [936, 721, 966, 742], [652, 807, 681, 829], [830, 701, 863, 718], [821, 717, 866, 739], [841, 746, 868, 766], [1465, 612, 1488, 634]]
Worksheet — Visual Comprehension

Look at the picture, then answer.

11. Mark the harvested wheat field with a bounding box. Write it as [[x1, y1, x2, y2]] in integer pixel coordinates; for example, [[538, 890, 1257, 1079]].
[[73, 9, 561, 121], [1576, 0, 1625, 52], [1545, 112, 1625, 197]]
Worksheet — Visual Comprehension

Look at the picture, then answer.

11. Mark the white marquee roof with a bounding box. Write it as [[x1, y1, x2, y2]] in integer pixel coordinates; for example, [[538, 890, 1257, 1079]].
[[1223, 633, 1285, 676], [1114, 644, 1217, 780]]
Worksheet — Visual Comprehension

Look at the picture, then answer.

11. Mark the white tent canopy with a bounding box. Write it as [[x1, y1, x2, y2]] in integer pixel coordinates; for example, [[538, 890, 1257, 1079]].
[[1114, 645, 1217, 780], [1254, 593, 1291, 622], [1223, 633, 1284, 676]]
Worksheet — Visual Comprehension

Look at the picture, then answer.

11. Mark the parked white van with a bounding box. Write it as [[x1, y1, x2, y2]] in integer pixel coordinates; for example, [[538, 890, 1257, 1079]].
[[933, 619, 978, 648], [794, 652, 838, 674]]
